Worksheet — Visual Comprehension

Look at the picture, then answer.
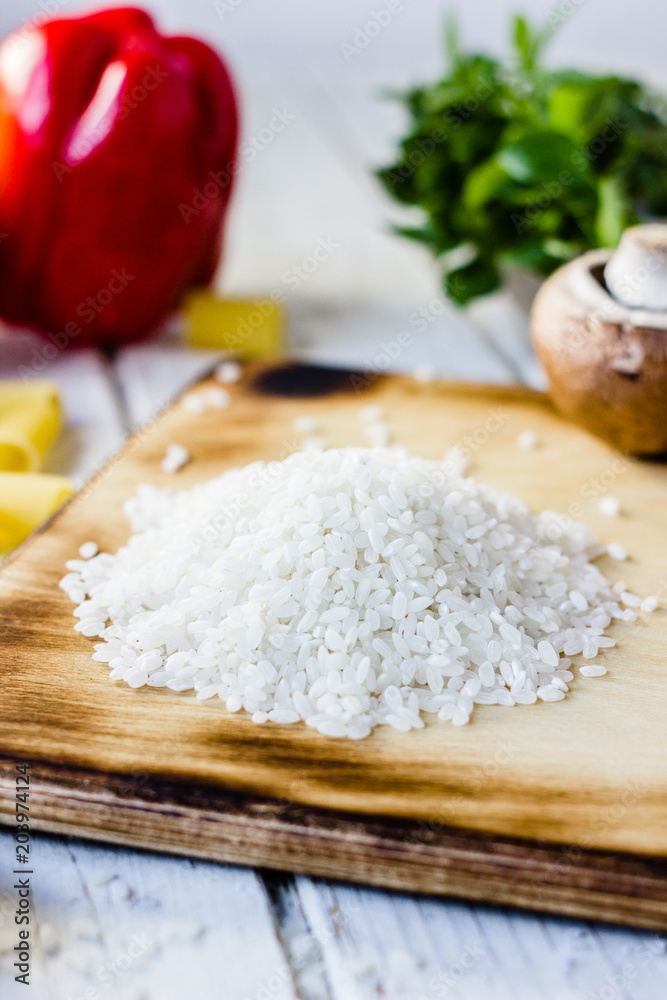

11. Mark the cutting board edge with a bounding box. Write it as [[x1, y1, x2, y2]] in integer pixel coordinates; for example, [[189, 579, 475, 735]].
[[1, 758, 666, 932], [2, 732, 667, 858], [0, 367, 546, 579], [3, 362, 666, 913]]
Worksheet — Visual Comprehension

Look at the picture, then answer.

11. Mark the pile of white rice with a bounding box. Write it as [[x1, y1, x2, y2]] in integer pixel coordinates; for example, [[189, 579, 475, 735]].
[[60, 446, 639, 739]]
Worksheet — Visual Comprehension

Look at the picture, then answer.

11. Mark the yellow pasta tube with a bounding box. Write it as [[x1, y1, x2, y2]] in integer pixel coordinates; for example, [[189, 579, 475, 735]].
[[0, 471, 72, 552], [0, 380, 62, 471], [184, 293, 284, 357]]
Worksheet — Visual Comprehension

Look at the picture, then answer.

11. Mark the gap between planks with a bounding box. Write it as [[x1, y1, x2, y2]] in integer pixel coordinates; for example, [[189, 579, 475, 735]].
[[1, 763, 666, 934]]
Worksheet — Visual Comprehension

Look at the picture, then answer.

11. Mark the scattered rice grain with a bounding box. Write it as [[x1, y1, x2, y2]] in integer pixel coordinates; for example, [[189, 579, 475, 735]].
[[598, 496, 621, 517], [517, 430, 538, 450], [293, 415, 319, 434], [181, 393, 206, 414], [203, 387, 230, 409], [160, 444, 190, 474], [214, 360, 242, 384]]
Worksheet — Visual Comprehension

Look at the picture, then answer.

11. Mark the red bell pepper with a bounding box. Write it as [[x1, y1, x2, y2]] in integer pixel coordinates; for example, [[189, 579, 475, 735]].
[[0, 7, 238, 346]]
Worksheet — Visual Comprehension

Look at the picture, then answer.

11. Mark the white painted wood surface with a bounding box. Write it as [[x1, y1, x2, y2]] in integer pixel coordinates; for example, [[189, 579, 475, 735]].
[[2, 67, 667, 1000], [3, 321, 667, 1000]]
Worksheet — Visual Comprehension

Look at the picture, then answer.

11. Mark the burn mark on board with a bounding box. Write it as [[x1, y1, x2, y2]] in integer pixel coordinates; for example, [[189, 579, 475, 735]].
[[251, 363, 373, 398]]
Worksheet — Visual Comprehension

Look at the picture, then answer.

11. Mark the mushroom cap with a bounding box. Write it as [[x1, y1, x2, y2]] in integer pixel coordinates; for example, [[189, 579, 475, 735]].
[[604, 223, 667, 310], [531, 248, 667, 455]]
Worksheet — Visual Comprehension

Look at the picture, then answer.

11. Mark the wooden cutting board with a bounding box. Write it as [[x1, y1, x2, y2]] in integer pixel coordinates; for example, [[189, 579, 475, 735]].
[[2, 362, 667, 929]]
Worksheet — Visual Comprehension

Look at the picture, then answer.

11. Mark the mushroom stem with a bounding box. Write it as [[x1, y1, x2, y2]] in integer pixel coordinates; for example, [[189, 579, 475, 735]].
[[603, 223, 667, 311]]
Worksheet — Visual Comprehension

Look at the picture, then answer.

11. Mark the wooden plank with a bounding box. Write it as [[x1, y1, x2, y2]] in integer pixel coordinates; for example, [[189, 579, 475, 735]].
[[287, 299, 514, 384], [0, 366, 665, 859], [284, 68, 540, 391], [263, 874, 333, 1000], [0, 828, 297, 1000], [115, 303, 515, 426], [114, 340, 224, 429], [468, 290, 547, 390], [217, 75, 453, 310], [60, 837, 297, 1000], [291, 876, 667, 999], [222, 82, 596, 994], [0, 762, 666, 932]]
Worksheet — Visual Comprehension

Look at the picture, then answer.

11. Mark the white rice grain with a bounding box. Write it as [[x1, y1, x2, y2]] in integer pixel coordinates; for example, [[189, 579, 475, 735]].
[[203, 387, 231, 409], [598, 496, 621, 517], [181, 393, 207, 414], [61, 446, 637, 738], [160, 444, 190, 474], [293, 415, 319, 434], [580, 665, 607, 677], [214, 360, 242, 384], [517, 430, 539, 450]]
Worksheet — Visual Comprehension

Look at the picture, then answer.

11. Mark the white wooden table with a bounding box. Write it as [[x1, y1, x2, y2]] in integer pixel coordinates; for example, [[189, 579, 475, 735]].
[[1, 72, 667, 1000]]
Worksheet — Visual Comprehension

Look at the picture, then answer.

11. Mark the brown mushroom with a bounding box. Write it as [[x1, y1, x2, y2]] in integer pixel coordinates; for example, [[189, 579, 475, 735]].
[[530, 224, 667, 455]]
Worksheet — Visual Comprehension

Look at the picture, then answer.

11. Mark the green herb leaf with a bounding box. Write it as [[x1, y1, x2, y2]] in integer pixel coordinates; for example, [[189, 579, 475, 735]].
[[445, 257, 500, 304], [513, 16, 536, 72], [378, 14, 667, 306], [462, 158, 510, 209], [595, 175, 631, 246], [497, 129, 583, 183]]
